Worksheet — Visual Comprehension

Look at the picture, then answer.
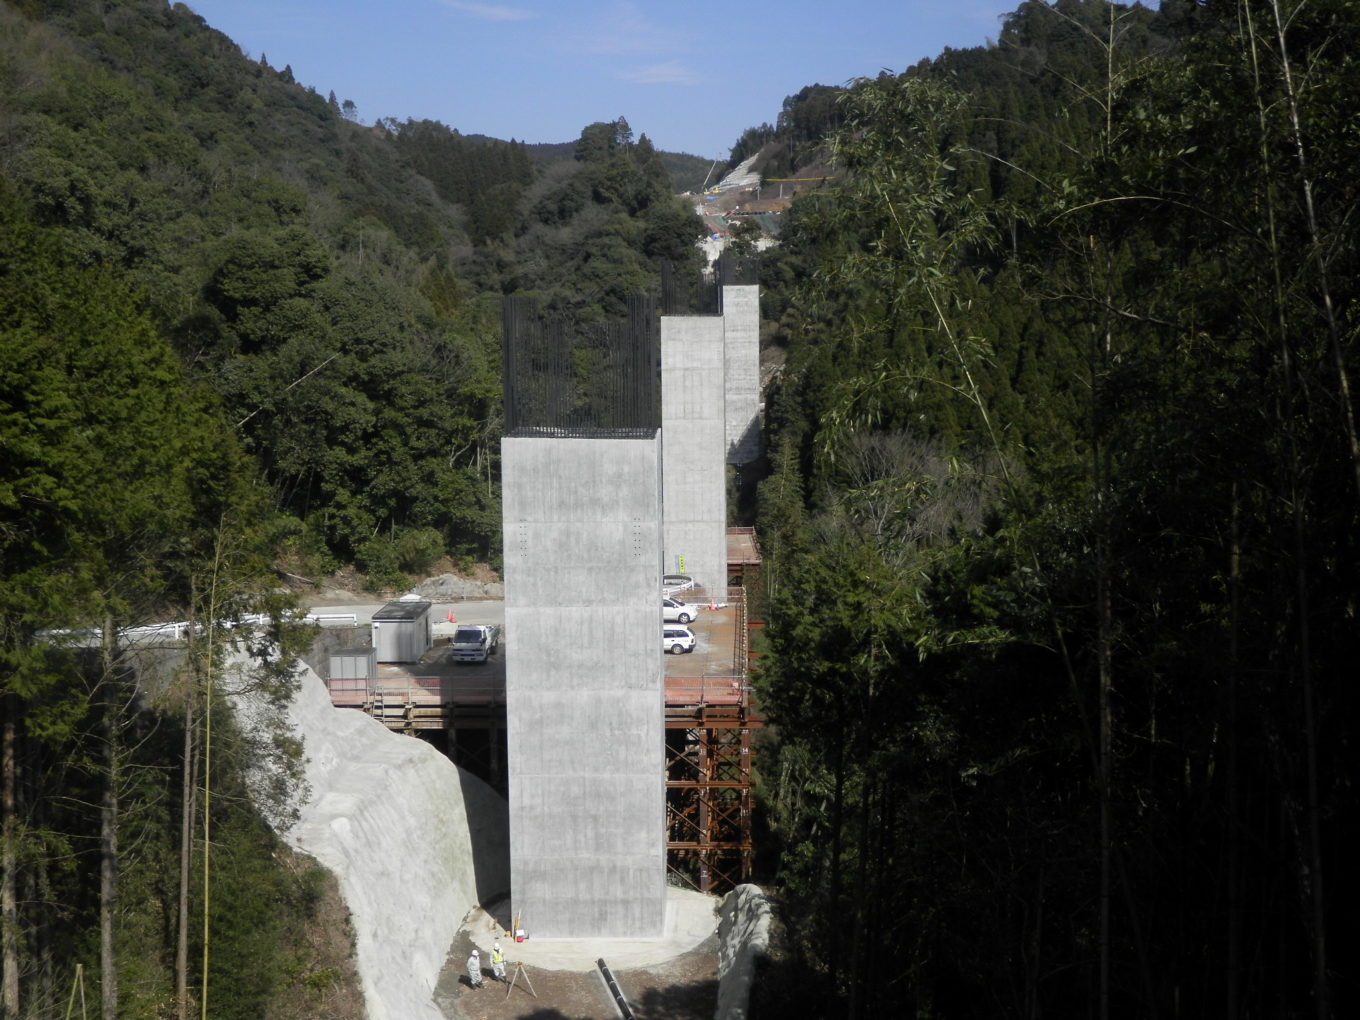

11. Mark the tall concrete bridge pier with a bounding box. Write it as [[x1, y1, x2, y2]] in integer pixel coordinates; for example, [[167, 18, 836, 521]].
[[500, 298, 666, 938], [660, 256, 763, 594]]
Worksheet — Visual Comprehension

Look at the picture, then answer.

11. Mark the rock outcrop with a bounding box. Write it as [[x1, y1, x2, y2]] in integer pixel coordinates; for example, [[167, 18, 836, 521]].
[[715, 884, 771, 1020], [415, 573, 505, 600]]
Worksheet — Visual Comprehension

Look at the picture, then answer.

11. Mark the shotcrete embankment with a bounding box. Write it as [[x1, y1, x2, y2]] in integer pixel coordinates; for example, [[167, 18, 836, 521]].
[[244, 660, 509, 1020]]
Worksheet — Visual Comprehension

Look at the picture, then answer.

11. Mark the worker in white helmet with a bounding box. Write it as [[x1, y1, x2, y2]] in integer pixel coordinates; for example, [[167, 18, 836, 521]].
[[491, 940, 506, 982], [467, 948, 483, 989]]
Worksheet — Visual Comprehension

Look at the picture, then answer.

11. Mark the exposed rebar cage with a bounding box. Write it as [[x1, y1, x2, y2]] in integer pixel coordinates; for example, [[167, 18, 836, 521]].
[[660, 254, 759, 317], [661, 260, 720, 316], [502, 295, 660, 435], [714, 251, 759, 287]]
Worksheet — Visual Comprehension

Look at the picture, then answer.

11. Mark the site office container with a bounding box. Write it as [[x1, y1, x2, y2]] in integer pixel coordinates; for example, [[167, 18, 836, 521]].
[[371, 599, 433, 663]]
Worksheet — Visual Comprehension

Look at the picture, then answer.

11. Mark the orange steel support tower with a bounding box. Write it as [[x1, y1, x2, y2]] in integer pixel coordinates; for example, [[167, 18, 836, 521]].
[[663, 528, 765, 894]]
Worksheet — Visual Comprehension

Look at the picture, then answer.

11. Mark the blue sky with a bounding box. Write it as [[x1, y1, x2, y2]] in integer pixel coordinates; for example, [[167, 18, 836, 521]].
[[185, 0, 1021, 158]]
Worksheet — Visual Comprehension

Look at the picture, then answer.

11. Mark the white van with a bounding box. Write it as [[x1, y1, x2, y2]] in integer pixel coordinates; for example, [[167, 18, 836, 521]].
[[663, 626, 696, 655]]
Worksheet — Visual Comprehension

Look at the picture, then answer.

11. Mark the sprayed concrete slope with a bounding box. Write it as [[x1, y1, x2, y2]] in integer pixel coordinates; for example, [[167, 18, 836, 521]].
[[245, 658, 509, 1020]]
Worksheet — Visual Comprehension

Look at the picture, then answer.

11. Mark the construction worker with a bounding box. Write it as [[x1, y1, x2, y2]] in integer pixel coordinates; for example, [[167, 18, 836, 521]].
[[467, 948, 483, 989], [491, 940, 506, 982]]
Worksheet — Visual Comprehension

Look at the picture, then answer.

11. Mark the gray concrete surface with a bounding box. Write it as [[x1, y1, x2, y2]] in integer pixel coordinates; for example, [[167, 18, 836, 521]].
[[723, 284, 762, 465], [502, 435, 667, 938], [662, 313, 730, 595], [461, 887, 717, 972], [234, 655, 509, 1020]]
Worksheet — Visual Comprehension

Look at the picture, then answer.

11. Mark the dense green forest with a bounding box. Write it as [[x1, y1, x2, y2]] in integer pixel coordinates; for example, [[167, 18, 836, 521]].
[[3, 0, 1357, 1018], [0, 0, 704, 1015], [750, 1, 1356, 1018], [2, 185, 356, 1017], [0, 0, 705, 582]]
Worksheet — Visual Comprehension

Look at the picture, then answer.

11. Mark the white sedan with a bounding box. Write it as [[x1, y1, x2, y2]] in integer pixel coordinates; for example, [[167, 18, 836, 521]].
[[663, 597, 701, 624]]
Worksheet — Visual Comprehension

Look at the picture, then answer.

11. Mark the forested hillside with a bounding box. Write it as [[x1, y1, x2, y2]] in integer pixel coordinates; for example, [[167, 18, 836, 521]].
[[751, 1, 1356, 1017], [3, 0, 1357, 1018], [0, 0, 704, 583], [0, 1, 703, 1016], [724, 83, 846, 183], [2, 184, 358, 1017]]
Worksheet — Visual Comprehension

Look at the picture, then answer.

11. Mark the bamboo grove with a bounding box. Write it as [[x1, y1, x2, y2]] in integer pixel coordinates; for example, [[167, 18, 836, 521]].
[[751, 2, 1356, 1017]]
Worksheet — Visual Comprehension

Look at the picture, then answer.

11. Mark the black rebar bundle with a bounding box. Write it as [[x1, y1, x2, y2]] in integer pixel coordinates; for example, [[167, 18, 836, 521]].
[[502, 295, 660, 436]]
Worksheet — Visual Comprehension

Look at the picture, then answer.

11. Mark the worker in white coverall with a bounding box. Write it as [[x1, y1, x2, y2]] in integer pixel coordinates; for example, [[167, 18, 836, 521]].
[[491, 941, 506, 982], [467, 948, 483, 989]]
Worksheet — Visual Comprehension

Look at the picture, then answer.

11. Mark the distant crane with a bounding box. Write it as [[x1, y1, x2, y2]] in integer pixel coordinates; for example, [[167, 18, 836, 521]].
[[699, 159, 721, 192]]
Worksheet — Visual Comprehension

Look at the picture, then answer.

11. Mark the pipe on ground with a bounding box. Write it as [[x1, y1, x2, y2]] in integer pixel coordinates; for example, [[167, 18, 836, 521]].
[[596, 958, 636, 1020]]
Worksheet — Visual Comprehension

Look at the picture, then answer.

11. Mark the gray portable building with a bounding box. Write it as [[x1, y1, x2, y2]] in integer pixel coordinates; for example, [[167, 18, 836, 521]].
[[328, 646, 376, 682], [370, 599, 433, 663]]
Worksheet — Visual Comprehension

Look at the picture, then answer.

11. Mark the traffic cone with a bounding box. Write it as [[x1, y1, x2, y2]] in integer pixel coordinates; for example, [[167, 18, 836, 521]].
[[447, 609, 457, 624]]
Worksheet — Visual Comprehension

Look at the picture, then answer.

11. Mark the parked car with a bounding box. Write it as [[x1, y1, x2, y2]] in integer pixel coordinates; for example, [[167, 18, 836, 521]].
[[662, 573, 695, 595], [664, 626, 696, 655], [663, 597, 700, 624]]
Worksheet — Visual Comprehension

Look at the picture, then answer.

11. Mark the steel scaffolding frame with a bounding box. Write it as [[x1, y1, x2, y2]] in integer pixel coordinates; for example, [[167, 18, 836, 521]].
[[665, 706, 759, 894]]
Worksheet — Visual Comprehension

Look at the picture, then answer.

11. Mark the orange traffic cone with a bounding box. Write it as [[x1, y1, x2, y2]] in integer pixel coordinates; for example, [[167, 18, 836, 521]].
[[447, 609, 457, 624]]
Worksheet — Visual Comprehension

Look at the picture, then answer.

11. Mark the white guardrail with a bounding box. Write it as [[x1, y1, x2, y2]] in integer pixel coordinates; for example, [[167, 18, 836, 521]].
[[38, 612, 360, 647], [304, 613, 358, 625]]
